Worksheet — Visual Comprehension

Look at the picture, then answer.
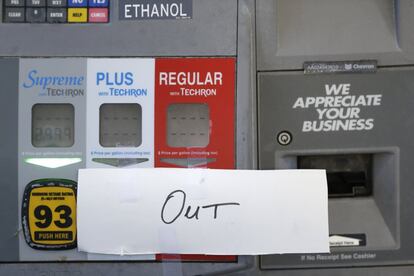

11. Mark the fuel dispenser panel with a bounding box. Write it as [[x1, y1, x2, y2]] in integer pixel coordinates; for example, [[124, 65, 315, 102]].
[[0, 0, 237, 57], [0, 0, 248, 274], [0, 56, 240, 273], [258, 68, 414, 269], [8, 0, 414, 275]]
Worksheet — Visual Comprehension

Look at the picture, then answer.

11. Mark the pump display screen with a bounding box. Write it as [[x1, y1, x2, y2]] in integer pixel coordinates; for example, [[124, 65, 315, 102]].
[[167, 103, 210, 148], [99, 103, 142, 147], [32, 104, 74, 148]]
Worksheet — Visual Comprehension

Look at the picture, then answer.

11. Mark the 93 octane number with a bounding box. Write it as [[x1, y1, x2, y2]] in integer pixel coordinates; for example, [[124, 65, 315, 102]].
[[22, 180, 77, 250], [34, 205, 72, 228]]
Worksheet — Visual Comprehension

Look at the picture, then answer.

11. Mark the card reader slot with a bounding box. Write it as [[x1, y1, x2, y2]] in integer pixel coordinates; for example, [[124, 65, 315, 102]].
[[298, 154, 373, 198]]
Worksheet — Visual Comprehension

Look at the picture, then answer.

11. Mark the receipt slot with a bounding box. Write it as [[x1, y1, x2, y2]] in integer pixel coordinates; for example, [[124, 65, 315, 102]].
[[257, 0, 414, 273]]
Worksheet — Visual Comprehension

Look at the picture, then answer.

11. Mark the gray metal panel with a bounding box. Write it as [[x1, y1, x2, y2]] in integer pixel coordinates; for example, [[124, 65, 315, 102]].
[[236, 0, 257, 170], [230, 260, 414, 276], [0, 0, 237, 57], [4, 1, 414, 275], [257, 68, 414, 269], [3, 259, 414, 276], [257, 0, 414, 70], [0, 58, 19, 262], [0, 256, 254, 276]]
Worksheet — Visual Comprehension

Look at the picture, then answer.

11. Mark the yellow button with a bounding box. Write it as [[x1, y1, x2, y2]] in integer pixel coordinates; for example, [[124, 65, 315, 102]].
[[68, 8, 88, 23]]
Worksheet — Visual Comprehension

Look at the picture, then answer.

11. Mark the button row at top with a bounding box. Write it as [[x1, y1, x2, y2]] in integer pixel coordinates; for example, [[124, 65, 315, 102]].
[[4, 0, 109, 7]]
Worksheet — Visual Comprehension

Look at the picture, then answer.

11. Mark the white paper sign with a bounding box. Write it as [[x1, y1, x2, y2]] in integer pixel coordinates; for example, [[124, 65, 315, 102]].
[[77, 168, 329, 255]]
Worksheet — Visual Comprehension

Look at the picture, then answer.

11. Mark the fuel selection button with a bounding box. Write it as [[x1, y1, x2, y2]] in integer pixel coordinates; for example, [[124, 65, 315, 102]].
[[22, 179, 77, 250]]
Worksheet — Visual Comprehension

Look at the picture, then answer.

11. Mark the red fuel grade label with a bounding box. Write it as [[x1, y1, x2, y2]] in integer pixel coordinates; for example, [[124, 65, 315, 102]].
[[155, 58, 236, 169]]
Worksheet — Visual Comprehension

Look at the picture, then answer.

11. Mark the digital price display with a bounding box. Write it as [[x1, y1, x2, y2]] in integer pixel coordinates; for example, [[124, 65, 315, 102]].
[[32, 104, 75, 148], [167, 103, 210, 148], [21, 179, 77, 250], [99, 103, 142, 147]]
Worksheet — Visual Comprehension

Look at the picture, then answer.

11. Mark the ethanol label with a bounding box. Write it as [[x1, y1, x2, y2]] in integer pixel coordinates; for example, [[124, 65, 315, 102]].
[[22, 180, 77, 250], [293, 83, 383, 132], [119, 0, 192, 20]]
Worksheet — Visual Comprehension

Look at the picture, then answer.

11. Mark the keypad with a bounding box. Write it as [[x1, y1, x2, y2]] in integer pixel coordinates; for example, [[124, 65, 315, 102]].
[[3, 0, 109, 23]]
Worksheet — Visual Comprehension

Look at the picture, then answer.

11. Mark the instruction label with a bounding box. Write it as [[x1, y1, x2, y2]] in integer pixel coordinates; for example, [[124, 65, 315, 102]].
[[300, 252, 376, 262], [293, 83, 383, 132], [22, 180, 77, 250]]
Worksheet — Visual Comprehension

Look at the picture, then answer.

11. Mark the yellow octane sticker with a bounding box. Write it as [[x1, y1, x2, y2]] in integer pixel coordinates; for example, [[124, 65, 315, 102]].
[[22, 180, 77, 250]]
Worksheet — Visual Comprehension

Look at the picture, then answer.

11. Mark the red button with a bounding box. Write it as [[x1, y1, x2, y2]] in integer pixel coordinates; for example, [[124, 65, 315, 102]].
[[88, 8, 108, 23]]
